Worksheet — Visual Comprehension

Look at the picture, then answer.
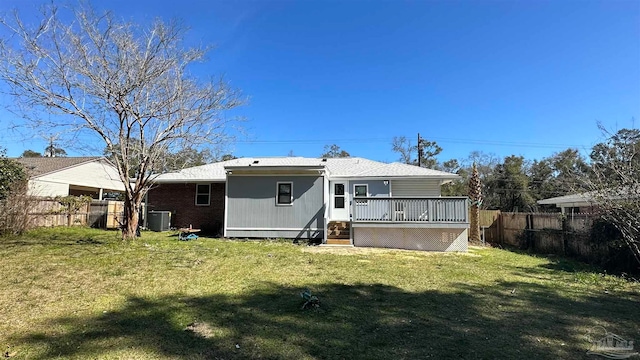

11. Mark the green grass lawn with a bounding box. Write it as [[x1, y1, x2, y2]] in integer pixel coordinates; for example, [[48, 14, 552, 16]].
[[1, 227, 638, 359]]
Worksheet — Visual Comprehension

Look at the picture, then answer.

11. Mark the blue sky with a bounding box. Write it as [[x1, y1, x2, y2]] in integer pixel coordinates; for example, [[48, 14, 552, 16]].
[[0, 0, 638, 164]]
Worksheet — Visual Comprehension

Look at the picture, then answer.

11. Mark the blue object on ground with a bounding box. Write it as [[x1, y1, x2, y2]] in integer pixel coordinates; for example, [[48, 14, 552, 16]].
[[179, 233, 199, 241]]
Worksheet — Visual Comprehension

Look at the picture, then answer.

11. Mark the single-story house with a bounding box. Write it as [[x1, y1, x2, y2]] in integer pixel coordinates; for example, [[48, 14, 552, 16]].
[[537, 187, 637, 215], [148, 157, 469, 251], [537, 192, 597, 215], [15, 157, 125, 199]]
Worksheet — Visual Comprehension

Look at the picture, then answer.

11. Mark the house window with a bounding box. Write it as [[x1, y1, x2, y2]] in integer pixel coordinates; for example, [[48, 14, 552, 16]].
[[565, 207, 580, 214], [334, 183, 345, 209], [195, 184, 210, 206], [354, 184, 368, 205], [276, 182, 293, 205]]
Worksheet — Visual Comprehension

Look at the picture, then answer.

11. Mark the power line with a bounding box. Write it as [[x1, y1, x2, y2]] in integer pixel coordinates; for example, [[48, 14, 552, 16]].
[[0, 123, 597, 149], [0, 130, 597, 152], [234, 136, 591, 149]]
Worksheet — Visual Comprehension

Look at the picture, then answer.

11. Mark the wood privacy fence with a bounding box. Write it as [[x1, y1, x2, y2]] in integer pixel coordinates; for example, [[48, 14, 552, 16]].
[[477, 210, 501, 242], [29, 199, 125, 229], [476, 210, 624, 269]]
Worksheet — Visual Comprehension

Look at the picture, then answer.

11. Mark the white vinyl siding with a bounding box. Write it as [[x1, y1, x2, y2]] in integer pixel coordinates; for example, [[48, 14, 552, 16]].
[[33, 160, 125, 192], [27, 179, 70, 197], [391, 179, 441, 197], [226, 175, 324, 239]]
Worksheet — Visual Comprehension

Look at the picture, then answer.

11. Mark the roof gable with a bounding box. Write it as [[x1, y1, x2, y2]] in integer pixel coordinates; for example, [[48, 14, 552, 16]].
[[14, 157, 105, 178]]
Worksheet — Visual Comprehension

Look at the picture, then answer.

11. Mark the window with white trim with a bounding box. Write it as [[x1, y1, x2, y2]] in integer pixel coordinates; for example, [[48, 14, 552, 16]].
[[354, 184, 368, 205], [276, 182, 293, 205], [195, 184, 210, 206], [334, 183, 345, 209]]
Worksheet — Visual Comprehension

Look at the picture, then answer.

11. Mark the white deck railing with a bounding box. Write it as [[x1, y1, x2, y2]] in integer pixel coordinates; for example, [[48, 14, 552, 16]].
[[352, 197, 468, 223]]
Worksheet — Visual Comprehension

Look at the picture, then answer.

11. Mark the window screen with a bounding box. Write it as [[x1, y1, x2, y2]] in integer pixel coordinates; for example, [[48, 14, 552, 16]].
[[195, 184, 210, 206], [277, 182, 293, 205], [354, 184, 368, 204]]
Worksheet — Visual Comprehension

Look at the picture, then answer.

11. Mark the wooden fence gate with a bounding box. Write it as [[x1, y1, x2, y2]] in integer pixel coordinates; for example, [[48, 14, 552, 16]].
[[29, 199, 128, 229]]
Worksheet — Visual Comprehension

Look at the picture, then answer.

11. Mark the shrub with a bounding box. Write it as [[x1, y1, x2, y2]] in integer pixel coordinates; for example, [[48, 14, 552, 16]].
[[0, 151, 26, 201], [0, 151, 33, 235], [0, 189, 40, 235]]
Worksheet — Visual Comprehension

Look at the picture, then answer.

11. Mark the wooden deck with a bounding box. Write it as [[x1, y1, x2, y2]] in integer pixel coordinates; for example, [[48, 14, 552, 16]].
[[325, 238, 351, 245]]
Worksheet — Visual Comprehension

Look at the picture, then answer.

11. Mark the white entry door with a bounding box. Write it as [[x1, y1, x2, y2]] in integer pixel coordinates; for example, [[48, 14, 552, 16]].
[[330, 181, 349, 221]]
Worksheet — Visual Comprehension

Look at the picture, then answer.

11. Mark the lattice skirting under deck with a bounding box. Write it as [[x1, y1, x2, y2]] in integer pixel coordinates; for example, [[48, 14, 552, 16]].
[[353, 227, 468, 252]]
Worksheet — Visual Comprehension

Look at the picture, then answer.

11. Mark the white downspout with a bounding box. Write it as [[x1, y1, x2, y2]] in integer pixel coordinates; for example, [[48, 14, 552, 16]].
[[323, 170, 329, 244]]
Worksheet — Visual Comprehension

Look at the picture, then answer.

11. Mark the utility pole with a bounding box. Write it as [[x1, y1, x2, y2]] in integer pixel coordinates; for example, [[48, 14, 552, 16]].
[[48, 136, 54, 157], [45, 134, 60, 157], [417, 132, 422, 167]]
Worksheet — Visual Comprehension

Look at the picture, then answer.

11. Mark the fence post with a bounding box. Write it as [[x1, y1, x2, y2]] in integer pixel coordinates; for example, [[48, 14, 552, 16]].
[[498, 213, 503, 245], [527, 213, 534, 250], [561, 216, 567, 255], [85, 202, 90, 227]]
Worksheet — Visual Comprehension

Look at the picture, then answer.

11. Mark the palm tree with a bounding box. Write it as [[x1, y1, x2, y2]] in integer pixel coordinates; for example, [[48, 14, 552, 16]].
[[468, 162, 482, 243]]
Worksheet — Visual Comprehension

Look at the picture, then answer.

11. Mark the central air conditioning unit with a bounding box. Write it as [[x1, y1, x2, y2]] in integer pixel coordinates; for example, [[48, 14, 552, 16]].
[[147, 211, 171, 231]]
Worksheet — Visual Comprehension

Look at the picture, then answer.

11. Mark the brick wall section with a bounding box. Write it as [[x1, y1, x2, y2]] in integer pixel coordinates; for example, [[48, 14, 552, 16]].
[[146, 182, 225, 235]]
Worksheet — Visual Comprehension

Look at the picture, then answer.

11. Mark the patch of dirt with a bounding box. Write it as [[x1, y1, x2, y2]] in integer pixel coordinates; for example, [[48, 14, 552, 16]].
[[302, 246, 479, 257], [184, 322, 216, 339]]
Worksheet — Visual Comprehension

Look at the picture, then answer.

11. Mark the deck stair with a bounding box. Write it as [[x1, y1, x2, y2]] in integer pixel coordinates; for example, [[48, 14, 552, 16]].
[[326, 221, 351, 245]]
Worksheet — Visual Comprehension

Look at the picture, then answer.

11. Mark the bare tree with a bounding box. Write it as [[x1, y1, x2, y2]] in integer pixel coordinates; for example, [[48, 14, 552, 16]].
[[585, 125, 640, 266], [392, 136, 414, 164], [0, 3, 243, 239]]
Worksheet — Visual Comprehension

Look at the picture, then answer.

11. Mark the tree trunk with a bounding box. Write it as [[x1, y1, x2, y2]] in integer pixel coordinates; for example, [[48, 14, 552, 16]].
[[470, 205, 480, 242], [122, 197, 141, 240]]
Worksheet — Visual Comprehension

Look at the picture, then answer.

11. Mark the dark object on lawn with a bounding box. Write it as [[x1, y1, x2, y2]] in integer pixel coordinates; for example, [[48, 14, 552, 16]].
[[301, 289, 320, 309]]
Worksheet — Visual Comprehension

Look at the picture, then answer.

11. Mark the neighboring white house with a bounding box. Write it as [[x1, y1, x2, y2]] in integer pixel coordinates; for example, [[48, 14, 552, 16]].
[[537, 192, 596, 214], [15, 157, 125, 199]]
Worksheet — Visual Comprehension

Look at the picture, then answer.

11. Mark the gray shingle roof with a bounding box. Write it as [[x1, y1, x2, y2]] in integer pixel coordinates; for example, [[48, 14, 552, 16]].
[[345, 161, 459, 178], [14, 157, 103, 177], [152, 157, 460, 183], [537, 193, 593, 205], [536, 189, 636, 205]]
